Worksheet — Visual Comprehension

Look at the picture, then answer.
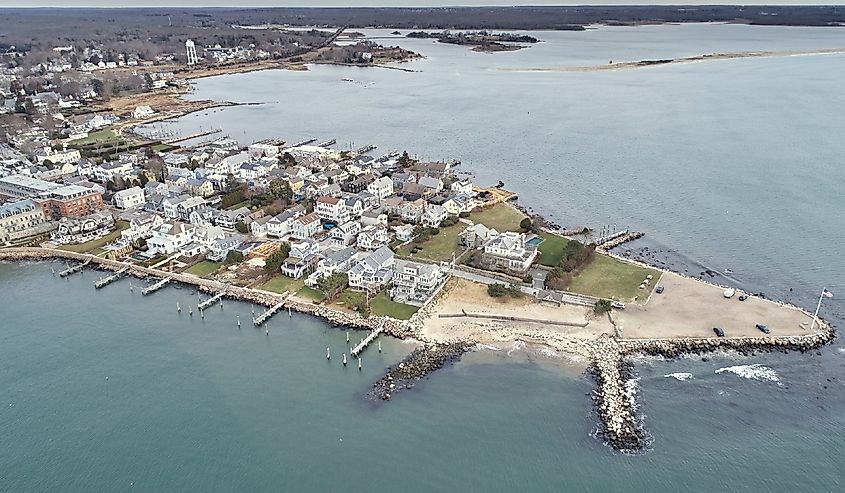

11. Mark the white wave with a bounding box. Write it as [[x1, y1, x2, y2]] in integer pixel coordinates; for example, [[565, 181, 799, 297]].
[[837, 347, 845, 354], [625, 377, 641, 398], [663, 372, 694, 381], [475, 343, 502, 351], [506, 340, 526, 356], [715, 364, 780, 384]]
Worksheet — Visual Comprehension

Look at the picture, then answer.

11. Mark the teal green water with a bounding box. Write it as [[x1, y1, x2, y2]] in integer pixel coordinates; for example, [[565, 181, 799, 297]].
[[2, 262, 845, 492]]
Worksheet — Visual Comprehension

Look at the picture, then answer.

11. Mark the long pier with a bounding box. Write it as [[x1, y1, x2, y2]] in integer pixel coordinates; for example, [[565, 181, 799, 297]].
[[318, 139, 336, 147], [253, 300, 286, 326], [142, 277, 172, 295], [94, 267, 127, 289], [291, 138, 316, 147], [355, 144, 377, 154], [351, 322, 384, 357], [59, 258, 91, 277], [163, 128, 222, 145], [198, 291, 225, 310]]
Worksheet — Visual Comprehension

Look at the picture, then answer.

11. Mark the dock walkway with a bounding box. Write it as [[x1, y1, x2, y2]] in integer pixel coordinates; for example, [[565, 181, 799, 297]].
[[142, 277, 171, 295], [351, 322, 384, 357], [59, 258, 91, 277], [94, 267, 128, 289], [253, 300, 286, 326], [198, 291, 225, 311]]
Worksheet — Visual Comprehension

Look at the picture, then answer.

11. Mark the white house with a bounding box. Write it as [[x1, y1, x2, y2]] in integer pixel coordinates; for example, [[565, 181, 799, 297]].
[[450, 178, 473, 196], [481, 231, 539, 274], [305, 247, 358, 288], [282, 239, 321, 279], [290, 212, 321, 240], [266, 205, 306, 238], [112, 186, 145, 209], [442, 193, 476, 215], [120, 212, 163, 244], [421, 203, 446, 227], [357, 225, 391, 251], [329, 220, 361, 247], [367, 176, 394, 200], [93, 160, 134, 183], [390, 259, 447, 305], [147, 221, 196, 255], [347, 246, 395, 291], [315, 195, 350, 224], [132, 105, 155, 119]]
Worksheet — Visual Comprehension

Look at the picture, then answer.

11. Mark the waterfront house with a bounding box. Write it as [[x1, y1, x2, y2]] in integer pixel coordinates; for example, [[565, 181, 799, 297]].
[[282, 239, 321, 278], [147, 220, 196, 255], [442, 193, 476, 215], [206, 234, 244, 262], [450, 178, 473, 196], [52, 211, 114, 245], [305, 247, 358, 288], [390, 259, 447, 305], [481, 231, 539, 274], [120, 212, 163, 244], [0, 199, 51, 244], [347, 246, 395, 291], [459, 223, 496, 248]]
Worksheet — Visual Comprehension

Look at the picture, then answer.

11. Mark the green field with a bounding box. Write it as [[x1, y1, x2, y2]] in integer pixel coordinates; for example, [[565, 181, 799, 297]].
[[68, 128, 120, 146], [569, 254, 661, 302], [470, 203, 526, 232], [59, 221, 129, 253], [396, 223, 463, 262], [184, 261, 221, 277], [537, 232, 571, 267], [332, 289, 418, 320], [259, 275, 305, 295]]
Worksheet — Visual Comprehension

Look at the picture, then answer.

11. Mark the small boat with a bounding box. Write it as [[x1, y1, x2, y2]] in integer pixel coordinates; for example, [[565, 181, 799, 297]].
[[738, 295, 747, 301], [713, 327, 725, 337], [723, 288, 735, 299], [755, 324, 770, 334]]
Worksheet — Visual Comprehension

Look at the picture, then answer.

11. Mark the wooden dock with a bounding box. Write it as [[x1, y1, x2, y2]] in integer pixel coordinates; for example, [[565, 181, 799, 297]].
[[253, 300, 286, 326], [198, 291, 225, 311], [355, 144, 377, 154], [94, 267, 128, 289], [59, 258, 91, 277], [351, 322, 384, 357], [162, 128, 221, 145], [318, 139, 336, 147], [291, 138, 316, 147], [142, 277, 172, 295]]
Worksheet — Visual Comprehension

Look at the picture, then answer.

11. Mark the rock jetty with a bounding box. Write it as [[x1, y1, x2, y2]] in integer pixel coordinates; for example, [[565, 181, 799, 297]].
[[588, 327, 836, 452], [369, 341, 472, 401]]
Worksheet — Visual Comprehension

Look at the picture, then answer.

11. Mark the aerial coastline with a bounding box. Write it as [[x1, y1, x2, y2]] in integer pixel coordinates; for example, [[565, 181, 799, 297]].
[[1, 10, 842, 459]]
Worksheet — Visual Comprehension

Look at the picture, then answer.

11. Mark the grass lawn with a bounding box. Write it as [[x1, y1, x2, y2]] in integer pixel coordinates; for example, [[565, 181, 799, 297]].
[[332, 289, 418, 320], [297, 286, 325, 302], [396, 223, 463, 262], [470, 203, 526, 232], [59, 220, 129, 253], [369, 291, 419, 320], [259, 275, 305, 295], [151, 143, 177, 153], [69, 128, 120, 146], [569, 254, 662, 302], [185, 260, 221, 277], [538, 232, 571, 267]]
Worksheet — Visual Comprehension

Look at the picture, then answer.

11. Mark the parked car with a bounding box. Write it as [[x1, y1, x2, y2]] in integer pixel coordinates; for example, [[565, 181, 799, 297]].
[[713, 327, 725, 337], [655, 286, 664, 294]]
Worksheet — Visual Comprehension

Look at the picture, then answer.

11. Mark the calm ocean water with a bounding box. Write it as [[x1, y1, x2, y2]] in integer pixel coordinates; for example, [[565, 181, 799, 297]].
[[5, 23, 845, 491]]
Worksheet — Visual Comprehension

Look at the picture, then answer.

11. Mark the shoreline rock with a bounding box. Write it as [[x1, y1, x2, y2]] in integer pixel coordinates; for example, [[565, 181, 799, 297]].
[[368, 341, 472, 401]]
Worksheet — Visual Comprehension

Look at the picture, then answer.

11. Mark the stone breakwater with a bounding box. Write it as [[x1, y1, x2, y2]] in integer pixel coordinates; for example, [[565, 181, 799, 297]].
[[369, 341, 473, 401], [0, 248, 416, 340], [588, 328, 836, 452]]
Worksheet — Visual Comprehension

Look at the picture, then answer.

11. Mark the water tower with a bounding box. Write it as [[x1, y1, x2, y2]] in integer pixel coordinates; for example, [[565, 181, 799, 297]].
[[185, 40, 198, 66]]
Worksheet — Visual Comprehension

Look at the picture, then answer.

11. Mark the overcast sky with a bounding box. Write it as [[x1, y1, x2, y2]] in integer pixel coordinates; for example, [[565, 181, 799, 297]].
[[1, 1, 843, 7]]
